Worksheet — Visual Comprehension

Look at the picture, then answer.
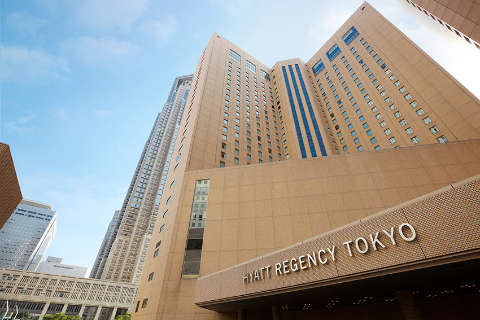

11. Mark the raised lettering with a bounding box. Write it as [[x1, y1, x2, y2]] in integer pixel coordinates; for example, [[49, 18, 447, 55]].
[[290, 258, 299, 272], [318, 249, 327, 264], [283, 260, 290, 274], [254, 270, 260, 281], [355, 237, 369, 254], [369, 232, 385, 251], [299, 255, 307, 270], [382, 227, 396, 245], [260, 266, 265, 279], [275, 263, 282, 276], [327, 246, 336, 262], [399, 223, 416, 242], [343, 240, 354, 257], [265, 265, 271, 278], [307, 252, 317, 267], [243, 274, 249, 284]]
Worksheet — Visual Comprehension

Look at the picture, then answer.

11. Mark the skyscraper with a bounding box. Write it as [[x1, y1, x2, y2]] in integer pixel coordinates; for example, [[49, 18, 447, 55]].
[[132, 2, 480, 319], [399, 0, 480, 49], [0, 142, 22, 229], [90, 209, 120, 279], [93, 75, 193, 284], [0, 200, 56, 271]]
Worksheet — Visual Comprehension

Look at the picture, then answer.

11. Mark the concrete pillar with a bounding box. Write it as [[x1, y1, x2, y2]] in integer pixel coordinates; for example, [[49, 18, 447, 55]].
[[396, 290, 421, 320], [236, 309, 245, 320], [79, 305, 86, 318], [61, 304, 68, 314], [109, 307, 118, 320], [93, 306, 102, 320], [272, 306, 281, 320], [39, 302, 50, 320]]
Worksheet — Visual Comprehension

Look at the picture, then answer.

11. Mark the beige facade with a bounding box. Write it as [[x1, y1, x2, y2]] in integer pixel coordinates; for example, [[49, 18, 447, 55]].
[[401, 0, 480, 49], [132, 2, 480, 319], [0, 268, 136, 320]]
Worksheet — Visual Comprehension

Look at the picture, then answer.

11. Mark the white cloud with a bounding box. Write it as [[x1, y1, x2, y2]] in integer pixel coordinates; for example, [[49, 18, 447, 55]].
[[137, 15, 177, 45], [6, 12, 47, 36], [60, 36, 141, 63], [5, 114, 36, 134], [0, 46, 69, 84], [75, 0, 151, 30]]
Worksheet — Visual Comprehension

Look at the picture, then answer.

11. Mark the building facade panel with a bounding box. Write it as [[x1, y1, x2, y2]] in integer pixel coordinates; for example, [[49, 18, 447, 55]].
[[0, 143, 22, 229]]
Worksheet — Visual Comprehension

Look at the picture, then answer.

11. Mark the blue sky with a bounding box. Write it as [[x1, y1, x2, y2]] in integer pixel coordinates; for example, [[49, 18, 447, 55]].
[[1, 0, 478, 271]]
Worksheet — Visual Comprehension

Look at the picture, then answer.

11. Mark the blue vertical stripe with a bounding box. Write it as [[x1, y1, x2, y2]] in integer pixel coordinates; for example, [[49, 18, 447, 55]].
[[288, 65, 317, 158], [294, 64, 327, 156], [282, 66, 307, 159]]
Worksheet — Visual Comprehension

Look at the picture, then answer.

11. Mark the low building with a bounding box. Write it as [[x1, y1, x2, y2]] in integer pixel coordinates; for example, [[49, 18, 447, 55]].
[[0, 143, 22, 229], [36, 257, 88, 278], [0, 268, 137, 320]]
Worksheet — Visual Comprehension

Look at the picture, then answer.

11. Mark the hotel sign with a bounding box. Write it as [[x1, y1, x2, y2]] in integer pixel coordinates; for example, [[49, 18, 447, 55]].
[[243, 222, 416, 284]]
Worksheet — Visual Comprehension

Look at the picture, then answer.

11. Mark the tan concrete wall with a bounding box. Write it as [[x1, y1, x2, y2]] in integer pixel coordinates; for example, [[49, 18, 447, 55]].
[[133, 139, 480, 320], [195, 173, 480, 305], [0, 143, 22, 229]]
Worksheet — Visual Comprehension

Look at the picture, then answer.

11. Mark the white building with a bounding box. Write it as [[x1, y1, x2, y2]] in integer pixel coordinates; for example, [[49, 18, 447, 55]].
[[0, 199, 56, 271], [36, 256, 88, 278]]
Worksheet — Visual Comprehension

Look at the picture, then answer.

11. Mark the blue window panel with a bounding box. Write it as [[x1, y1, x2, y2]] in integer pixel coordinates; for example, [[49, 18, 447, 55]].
[[282, 66, 307, 158], [312, 59, 325, 75], [294, 64, 328, 156], [381, 63, 387, 69], [343, 26, 359, 45], [288, 65, 317, 158], [326, 44, 342, 62]]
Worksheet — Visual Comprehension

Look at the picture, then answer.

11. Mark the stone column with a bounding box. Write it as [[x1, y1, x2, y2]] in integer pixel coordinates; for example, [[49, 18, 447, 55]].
[[79, 305, 86, 318], [272, 306, 281, 320], [93, 306, 102, 320], [396, 290, 421, 320], [109, 307, 118, 320], [39, 302, 50, 320], [61, 304, 68, 314]]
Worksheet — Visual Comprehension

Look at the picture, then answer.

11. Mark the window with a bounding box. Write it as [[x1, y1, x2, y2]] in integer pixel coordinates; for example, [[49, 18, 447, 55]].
[[399, 86, 407, 93], [357, 145, 364, 152], [384, 97, 392, 103], [405, 127, 413, 135], [416, 108, 425, 116], [230, 50, 241, 63], [404, 93, 412, 100], [430, 125, 439, 134], [437, 135, 448, 143], [163, 209, 168, 218], [380, 90, 386, 96], [410, 100, 418, 108], [222, 134, 227, 141], [326, 44, 342, 61], [351, 130, 357, 136], [366, 129, 372, 136], [370, 137, 377, 144], [343, 26, 360, 45], [153, 249, 159, 257], [422, 116, 432, 124], [376, 113, 382, 120], [384, 128, 392, 135], [380, 120, 386, 127], [160, 224, 165, 232], [312, 59, 325, 75], [148, 272, 154, 281], [394, 111, 402, 118], [135, 301, 140, 313], [362, 122, 369, 128], [142, 299, 148, 308], [374, 145, 381, 150], [411, 136, 420, 144], [246, 60, 256, 73], [394, 80, 401, 87], [371, 106, 378, 112], [399, 119, 407, 126], [389, 104, 396, 110]]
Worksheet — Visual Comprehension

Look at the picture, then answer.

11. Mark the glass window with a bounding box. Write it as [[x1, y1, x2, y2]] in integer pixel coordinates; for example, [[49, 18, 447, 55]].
[[384, 128, 392, 135], [389, 137, 396, 144], [430, 125, 439, 134], [366, 129, 372, 136], [148, 272, 154, 281], [246, 60, 256, 73], [389, 104, 396, 110], [416, 108, 425, 116], [399, 86, 407, 93], [394, 111, 402, 118], [399, 119, 407, 126], [342, 26, 359, 45], [410, 100, 418, 108], [404, 93, 412, 100], [437, 135, 448, 143], [326, 43, 342, 61], [312, 59, 325, 75], [351, 130, 357, 136], [422, 116, 432, 124], [354, 137, 359, 144], [411, 136, 420, 144], [219, 161, 225, 167], [405, 127, 413, 135], [370, 137, 377, 144], [230, 50, 241, 63], [357, 145, 364, 152]]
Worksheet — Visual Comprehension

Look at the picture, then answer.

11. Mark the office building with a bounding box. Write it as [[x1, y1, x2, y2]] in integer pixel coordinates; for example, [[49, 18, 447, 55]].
[[132, 2, 480, 319], [0, 143, 22, 229], [0, 200, 56, 272], [400, 0, 480, 49], [0, 268, 136, 320], [36, 256, 88, 278], [90, 210, 120, 279], [93, 75, 193, 284]]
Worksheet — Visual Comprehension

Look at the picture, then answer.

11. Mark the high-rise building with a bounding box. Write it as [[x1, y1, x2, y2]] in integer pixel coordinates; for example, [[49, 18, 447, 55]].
[[0, 143, 22, 229], [94, 75, 193, 284], [90, 210, 120, 279], [399, 0, 480, 49], [132, 2, 480, 319], [36, 256, 88, 278], [0, 200, 56, 271]]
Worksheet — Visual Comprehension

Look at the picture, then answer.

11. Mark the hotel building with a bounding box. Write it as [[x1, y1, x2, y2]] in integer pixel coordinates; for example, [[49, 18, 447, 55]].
[[400, 0, 480, 49], [92, 75, 193, 284], [133, 2, 480, 319]]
